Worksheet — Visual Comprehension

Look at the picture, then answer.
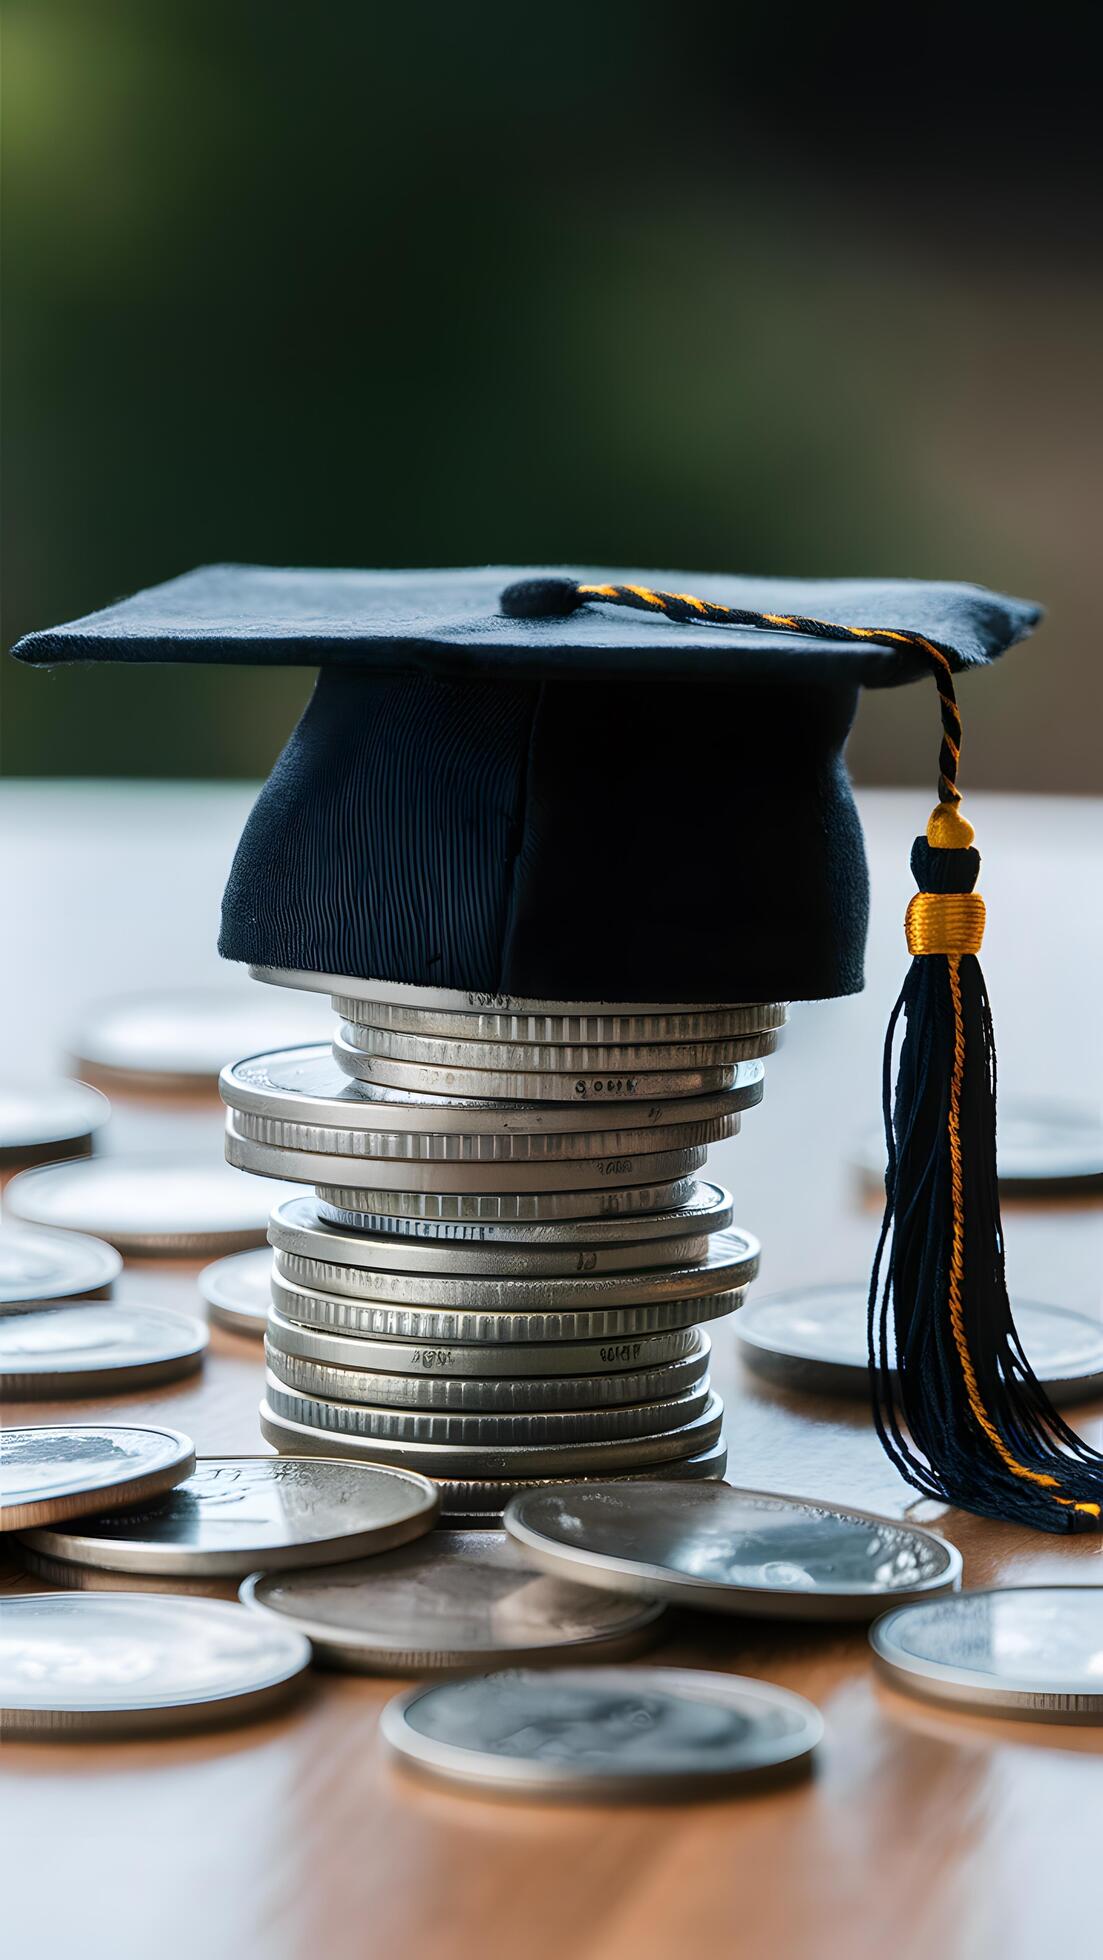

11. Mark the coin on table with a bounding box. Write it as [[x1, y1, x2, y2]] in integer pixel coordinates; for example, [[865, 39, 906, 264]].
[[870, 1587, 1103, 1721], [69, 985, 332, 1093], [0, 1081, 111, 1169], [226, 1121, 710, 1195], [260, 1382, 724, 1478], [735, 1284, 1103, 1406], [240, 1530, 665, 1672], [198, 1246, 272, 1337], [0, 1593, 310, 1737], [0, 1423, 196, 1531], [381, 1664, 821, 1798], [0, 1303, 208, 1399], [337, 1020, 775, 1072], [270, 1266, 747, 1346], [4, 1152, 299, 1256], [504, 1482, 962, 1621], [314, 1173, 700, 1226], [314, 1178, 734, 1246], [332, 993, 788, 1044], [19, 1455, 440, 1577], [266, 1304, 705, 1379], [853, 1099, 1103, 1197], [0, 1225, 121, 1310], [335, 1048, 739, 1103], [436, 1437, 729, 1517], [221, 1044, 751, 1137]]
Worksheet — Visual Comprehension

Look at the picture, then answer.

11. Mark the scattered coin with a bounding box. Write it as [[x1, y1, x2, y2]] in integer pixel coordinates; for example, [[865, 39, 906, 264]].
[[0, 1593, 311, 1736], [870, 1587, 1103, 1721], [331, 994, 788, 1044], [853, 1099, 1103, 1197], [313, 1177, 734, 1245], [314, 1173, 700, 1225], [504, 1482, 961, 1622], [337, 1020, 774, 1072], [0, 1081, 111, 1169], [198, 1246, 272, 1337], [335, 1048, 739, 1103], [70, 985, 332, 1093], [240, 1530, 666, 1672], [735, 1284, 1103, 1406], [19, 1455, 440, 1576], [381, 1665, 822, 1798], [5, 1152, 299, 1256], [265, 1305, 704, 1379], [0, 1303, 208, 1399], [0, 1225, 121, 1311], [0, 1423, 196, 1531]]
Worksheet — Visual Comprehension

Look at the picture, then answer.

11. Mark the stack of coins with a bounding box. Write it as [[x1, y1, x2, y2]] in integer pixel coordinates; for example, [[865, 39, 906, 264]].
[[220, 986, 785, 1520]]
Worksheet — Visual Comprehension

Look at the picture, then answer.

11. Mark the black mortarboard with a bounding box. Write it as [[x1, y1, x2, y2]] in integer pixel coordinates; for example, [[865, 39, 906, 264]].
[[16, 565, 1103, 1536]]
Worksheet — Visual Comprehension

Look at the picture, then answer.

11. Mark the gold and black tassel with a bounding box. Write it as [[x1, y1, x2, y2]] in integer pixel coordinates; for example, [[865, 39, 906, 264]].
[[501, 572, 1103, 1532]]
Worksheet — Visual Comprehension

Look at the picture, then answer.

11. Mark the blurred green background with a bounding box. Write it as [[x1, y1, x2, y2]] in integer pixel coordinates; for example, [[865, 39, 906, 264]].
[[3, 0, 1101, 789]]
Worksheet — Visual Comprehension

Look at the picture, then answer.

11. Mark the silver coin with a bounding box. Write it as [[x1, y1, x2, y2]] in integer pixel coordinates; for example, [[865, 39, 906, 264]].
[[270, 1267, 747, 1345], [19, 1455, 440, 1577], [231, 1103, 740, 1163], [0, 1080, 111, 1168], [314, 1175, 700, 1225], [314, 1177, 734, 1245], [505, 1483, 962, 1623], [0, 1592, 310, 1737], [198, 1247, 272, 1337], [735, 1284, 1103, 1406], [269, 1196, 712, 1278], [258, 1383, 724, 1476], [272, 1227, 759, 1315], [226, 1121, 709, 1194], [870, 1587, 1103, 1721], [332, 994, 788, 1043], [854, 1098, 1103, 1196], [253, 962, 764, 1019], [0, 1225, 122, 1310], [4, 1153, 300, 1257], [0, 1423, 196, 1532], [338, 1020, 776, 1072], [0, 1303, 208, 1400], [69, 985, 332, 1091], [266, 1305, 706, 1380], [221, 1044, 751, 1137], [265, 1326, 710, 1411], [263, 1353, 713, 1443], [240, 1530, 666, 1673], [381, 1664, 821, 1798], [334, 1047, 740, 1103]]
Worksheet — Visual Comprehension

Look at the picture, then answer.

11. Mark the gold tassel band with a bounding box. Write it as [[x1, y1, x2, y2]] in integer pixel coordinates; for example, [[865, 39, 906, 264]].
[[905, 891, 986, 957]]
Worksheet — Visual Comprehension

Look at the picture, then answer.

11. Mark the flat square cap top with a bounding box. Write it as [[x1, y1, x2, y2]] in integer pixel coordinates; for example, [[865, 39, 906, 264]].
[[11, 564, 1040, 687]]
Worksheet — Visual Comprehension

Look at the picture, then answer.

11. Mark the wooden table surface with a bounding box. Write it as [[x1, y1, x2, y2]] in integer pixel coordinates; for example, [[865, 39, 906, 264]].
[[1, 782, 1101, 1960]]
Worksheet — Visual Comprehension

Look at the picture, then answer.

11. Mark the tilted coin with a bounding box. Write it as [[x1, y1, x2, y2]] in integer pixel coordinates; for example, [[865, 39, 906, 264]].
[[0, 1593, 310, 1737], [5, 1153, 300, 1257], [870, 1587, 1103, 1721], [0, 1081, 111, 1169], [0, 1423, 196, 1532], [231, 1104, 740, 1163], [221, 1044, 751, 1137], [240, 1531, 665, 1672], [263, 1353, 712, 1443], [337, 1019, 775, 1072], [314, 1178, 734, 1245], [381, 1665, 821, 1798], [0, 1303, 208, 1400], [853, 1098, 1103, 1197], [315, 1173, 700, 1227], [226, 1120, 709, 1194], [19, 1455, 440, 1577], [198, 1246, 272, 1337], [259, 1383, 724, 1477], [504, 1482, 961, 1622], [0, 1225, 121, 1310], [334, 1046, 741, 1102], [332, 994, 788, 1044], [735, 1284, 1103, 1406], [70, 985, 331, 1092], [270, 1266, 747, 1345], [266, 1305, 706, 1379], [252, 962, 763, 1019]]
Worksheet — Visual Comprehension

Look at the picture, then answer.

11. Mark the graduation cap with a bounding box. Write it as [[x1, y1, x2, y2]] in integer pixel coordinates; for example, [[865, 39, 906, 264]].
[[14, 562, 1103, 1534]]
